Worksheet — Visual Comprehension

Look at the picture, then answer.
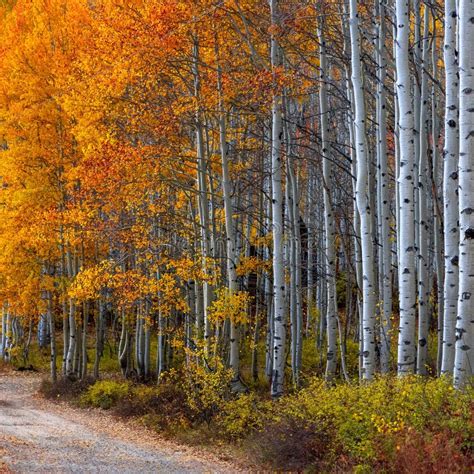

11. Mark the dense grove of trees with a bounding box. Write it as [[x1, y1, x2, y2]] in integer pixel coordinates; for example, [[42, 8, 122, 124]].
[[0, 0, 472, 393]]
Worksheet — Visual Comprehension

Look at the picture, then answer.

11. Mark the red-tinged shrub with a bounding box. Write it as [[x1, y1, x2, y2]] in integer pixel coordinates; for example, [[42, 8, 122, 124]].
[[375, 427, 473, 473]]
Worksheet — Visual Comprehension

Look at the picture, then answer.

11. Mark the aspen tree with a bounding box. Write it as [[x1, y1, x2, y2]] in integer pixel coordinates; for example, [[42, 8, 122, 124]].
[[431, 22, 444, 374], [441, 0, 460, 375], [270, 0, 286, 398], [454, 0, 474, 388], [416, 5, 431, 375], [395, 0, 417, 375], [216, 35, 242, 386], [350, 0, 376, 379], [375, 0, 392, 373], [318, 21, 337, 381]]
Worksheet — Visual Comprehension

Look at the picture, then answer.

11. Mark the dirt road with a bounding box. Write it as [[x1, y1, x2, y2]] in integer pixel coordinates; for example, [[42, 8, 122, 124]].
[[0, 371, 233, 473]]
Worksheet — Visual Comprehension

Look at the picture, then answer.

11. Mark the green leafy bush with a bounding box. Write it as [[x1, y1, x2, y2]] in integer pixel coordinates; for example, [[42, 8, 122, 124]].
[[215, 392, 267, 439], [249, 376, 473, 470], [80, 380, 130, 409]]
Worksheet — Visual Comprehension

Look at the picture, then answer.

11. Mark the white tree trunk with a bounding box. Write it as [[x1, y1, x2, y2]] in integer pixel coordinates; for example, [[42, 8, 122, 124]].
[[431, 31, 444, 375], [216, 38, 241, 384], [284, 108, 302, 385], [376, 0, 392, 373], [318, 23, 337, 381], [344, 65, 363, 379], [157, 311, 166, 379], [441, 0, 460, 375], [395, 0, 417, 375], [416, 6, 431, 375], [270, 0, 286, 398], [65, 300, 76, 376], [454, 0, 474, 388], [349, 0, 376, 379], [306, 168, 315, 337], [193, 38, 212, 353]]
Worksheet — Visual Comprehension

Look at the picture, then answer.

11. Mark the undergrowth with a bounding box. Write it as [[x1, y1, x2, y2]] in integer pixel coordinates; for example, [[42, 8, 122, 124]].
[[42, 367, 473, 472]]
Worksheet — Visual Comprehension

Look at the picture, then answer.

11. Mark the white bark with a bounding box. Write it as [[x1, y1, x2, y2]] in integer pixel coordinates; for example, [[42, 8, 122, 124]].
[[286, 121, 302, 385], [270, 0, 286, 398], [216, 38, 241, 384], [65, 251, 77, 376], [454, 0, 474, 388], [431, 30, 444, 375], [349, 0, 376, 379], [416, 6, 431, 375], [441, 0, 460, 375], [81, 302, 89, 379], [413, 0, 421, 249], [345, 65, 363, 379], [395, 0, 417, 375], [157, 311, 166, 378], [318, 23, 337, 381], [193, 38, 211, 352], [376, 0, 392, 373], [306, 168, 314, 336], [65, 300, 76, 376], [47, 290, 57, 382]]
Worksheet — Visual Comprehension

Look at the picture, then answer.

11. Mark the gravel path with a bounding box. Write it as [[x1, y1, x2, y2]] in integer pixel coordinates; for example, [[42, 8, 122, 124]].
[[0, 371, 234, 473]]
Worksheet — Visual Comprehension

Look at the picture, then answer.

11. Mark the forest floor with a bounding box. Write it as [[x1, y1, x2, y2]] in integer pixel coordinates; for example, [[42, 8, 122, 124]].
[[0, 367, 236, 473]]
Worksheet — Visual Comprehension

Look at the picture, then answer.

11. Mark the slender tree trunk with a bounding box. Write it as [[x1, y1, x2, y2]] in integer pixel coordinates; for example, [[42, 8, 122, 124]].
[[193, 38, 211, 354], [65, 299, 76, 376], [93, 300, 104, 379], [118, 310, 130, 377], [350, 0, 376, 379], [376, 0, 392, 373], [47, 291, 57, 382], [318, 22, 337, 381], [441, 0, 460, 375], [454, 0, 474, 388], [270, 0, 286, 398], [344, 64, 363, 378], [306, 167, 315, 337], [215, 37, 241, 385], [395, 0, 417, 375], [416, 6, 431, 375], [431, 18, 444, 375], [157, 311, 166, 379], [81, 302, 89, 379], [284, 96, 302, 386]]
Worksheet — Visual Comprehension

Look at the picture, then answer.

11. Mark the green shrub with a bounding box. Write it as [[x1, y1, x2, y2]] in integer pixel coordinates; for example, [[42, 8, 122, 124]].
[[215, 392, 267, 440], [219, 375, 472, 470], [80, 380, 130, 409], [177, 356, 234, 426]]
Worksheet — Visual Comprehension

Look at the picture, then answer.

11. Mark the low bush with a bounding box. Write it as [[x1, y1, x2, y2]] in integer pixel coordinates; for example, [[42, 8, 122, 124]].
[[246, 416, 337, 472], [248, 375, 473, 470], [375, 428, 473, 473], [78, 361, 232, 429], [215, 392, 267, 440], [80, 380, 130, 409], [112, 381, 190, 430], [179, 361, 233, 426]]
